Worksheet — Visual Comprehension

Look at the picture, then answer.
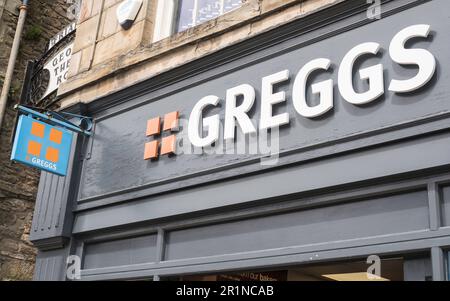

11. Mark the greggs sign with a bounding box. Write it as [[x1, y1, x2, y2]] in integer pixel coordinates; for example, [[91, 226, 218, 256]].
[[11, 115, 73, 176], [144, 24, 436, 160]]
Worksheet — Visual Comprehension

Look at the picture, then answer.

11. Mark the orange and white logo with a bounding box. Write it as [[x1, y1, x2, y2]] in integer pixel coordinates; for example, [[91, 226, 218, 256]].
[[27, 121, 62, 163], [144, 111, 179, 160]]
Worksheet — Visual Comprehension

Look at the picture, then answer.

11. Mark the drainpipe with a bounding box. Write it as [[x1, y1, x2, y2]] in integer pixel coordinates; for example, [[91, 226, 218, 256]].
[[0, 0, 29, 132]]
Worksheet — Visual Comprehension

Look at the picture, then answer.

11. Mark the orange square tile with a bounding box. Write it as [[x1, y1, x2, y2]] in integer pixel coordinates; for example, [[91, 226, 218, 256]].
[[45, 147, 59, 163], [49, 128, 63, 144], [31, 122, 45, 138], [144, 141, 159, 160], [27, 141, 42, 157], [146, 117, 161, 137], [161, 135, 176, 155], [163, 111, 179, 132]]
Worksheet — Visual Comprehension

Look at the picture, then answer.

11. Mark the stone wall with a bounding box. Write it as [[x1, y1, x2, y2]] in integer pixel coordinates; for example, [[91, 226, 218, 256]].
[[0, 0, 70, 281], [59, 0, 342, 109]]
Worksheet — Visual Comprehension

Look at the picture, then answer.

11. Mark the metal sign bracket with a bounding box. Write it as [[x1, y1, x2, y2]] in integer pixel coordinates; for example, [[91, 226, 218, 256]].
[[15, 105, 93, 136]]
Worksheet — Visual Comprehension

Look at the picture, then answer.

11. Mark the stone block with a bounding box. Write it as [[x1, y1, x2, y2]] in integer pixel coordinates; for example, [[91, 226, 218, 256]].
[[67, 50, 81, 77], [99, 2, 122, 39], [261, 0, 300, 14], [93, 19, 145, 66], [77, 0, 93, 24], [73, 14, 100, 53]]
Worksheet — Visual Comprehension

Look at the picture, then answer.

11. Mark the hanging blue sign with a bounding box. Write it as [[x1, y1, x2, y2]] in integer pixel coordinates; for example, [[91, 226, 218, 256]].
[[11, 115, 73, 176]]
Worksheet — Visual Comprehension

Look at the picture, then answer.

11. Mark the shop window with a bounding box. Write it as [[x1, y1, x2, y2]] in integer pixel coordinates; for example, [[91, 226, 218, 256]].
[[153, 0, 242, 42], [165, 257, 408, 281], [176, 0, 242, 32], [162, 255, 438, 281]]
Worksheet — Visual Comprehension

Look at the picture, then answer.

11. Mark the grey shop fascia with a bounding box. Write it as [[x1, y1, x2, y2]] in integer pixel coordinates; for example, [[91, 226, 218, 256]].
[[187, 24, 436, 148]]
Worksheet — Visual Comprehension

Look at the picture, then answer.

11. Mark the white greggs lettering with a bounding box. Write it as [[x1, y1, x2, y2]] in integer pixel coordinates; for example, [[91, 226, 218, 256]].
[[188, 24, 436, 147]]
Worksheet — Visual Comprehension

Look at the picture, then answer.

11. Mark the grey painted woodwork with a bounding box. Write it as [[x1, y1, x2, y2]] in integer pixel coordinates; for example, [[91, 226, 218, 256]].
[[163, 191, 429, 261], [33, 247, 70, 281], [29, 134, 84, 250], [403, 257, 432, 281], [431, 247, 446, 281], [31, 0, 450, 280], [82, 234, 158, 270]]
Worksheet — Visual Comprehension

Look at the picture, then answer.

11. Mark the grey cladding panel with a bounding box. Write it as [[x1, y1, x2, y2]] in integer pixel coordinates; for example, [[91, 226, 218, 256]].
[[440, 186, 450, 227], [78, 0, 450, 202], [82, 234, 158, 270], [33, 247, 69, 281], [32, 172, 68, 232], [403, 257, 432, 281], [165, 190, 429, 261], [30, 134, 80, 244], [73, 132, 450, 233]]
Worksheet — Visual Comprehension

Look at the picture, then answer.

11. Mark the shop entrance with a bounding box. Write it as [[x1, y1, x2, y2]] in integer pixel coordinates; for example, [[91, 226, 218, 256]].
[[168, 255, 432, 281]]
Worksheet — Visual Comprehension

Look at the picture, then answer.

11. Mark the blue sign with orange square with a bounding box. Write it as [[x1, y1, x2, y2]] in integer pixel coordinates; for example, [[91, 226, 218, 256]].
[[11, 115, 73, 176]]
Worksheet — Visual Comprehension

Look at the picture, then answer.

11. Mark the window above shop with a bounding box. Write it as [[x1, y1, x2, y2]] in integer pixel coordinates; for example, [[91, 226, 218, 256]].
[[176, 0, 242, 32], [153, 0, 243, 42]]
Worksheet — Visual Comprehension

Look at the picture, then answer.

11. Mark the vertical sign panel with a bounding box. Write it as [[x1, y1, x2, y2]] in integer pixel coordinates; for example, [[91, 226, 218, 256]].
[[11, 115, 73, 176]]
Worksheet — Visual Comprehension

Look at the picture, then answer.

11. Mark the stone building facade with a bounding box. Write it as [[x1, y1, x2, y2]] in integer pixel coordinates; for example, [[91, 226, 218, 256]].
[[60, 0, 340, 108], [0, 0, 70, 280]]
